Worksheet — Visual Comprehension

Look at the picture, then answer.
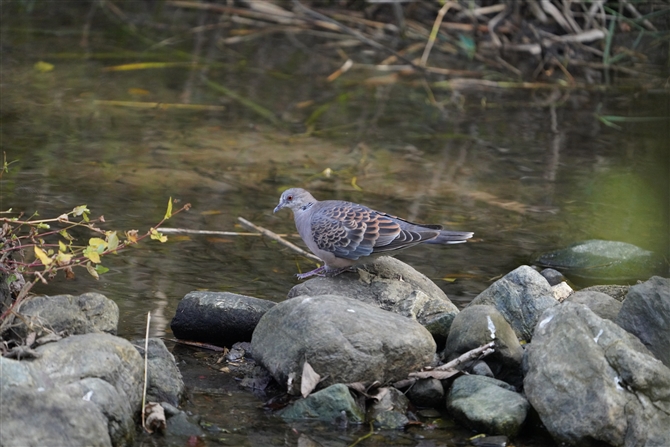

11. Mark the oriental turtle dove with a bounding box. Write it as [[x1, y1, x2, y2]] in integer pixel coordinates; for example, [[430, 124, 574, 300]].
[[274, 188, 473, 279]]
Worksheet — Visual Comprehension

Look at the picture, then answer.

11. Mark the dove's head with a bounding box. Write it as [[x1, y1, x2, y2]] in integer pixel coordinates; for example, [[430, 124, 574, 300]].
[[274, 188, 316, 214]]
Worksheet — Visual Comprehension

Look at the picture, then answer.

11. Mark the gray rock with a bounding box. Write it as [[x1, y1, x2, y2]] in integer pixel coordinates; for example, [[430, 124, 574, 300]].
[[165, 411, 204, 438], [33, 333, 144, 409], [367, 387, 409, 429], [61, 378, 135, 444], [288, 256, 459, 347], [12, 293, 119, 339], [132, 338, 184, 406], [34, 333, 143, 445], [540, 268, 566, 286], [252, 295, 436, 394], [442, 305, 524, 388], [0, 386, 112, 447], [616, 276, 670, 367], [0, 356, 47, 389], [279, 383, 364, 423], [565, 290, 622, 321], [524, 302, 670, 447], [446, 375, 529, 437], [171, 291, 275, 346], [535, 239, 665, 285], [405, 378, 444, 409], [580, 284, 629, 302], [470, 360, 494, 378], [469, 265, 558, 341]]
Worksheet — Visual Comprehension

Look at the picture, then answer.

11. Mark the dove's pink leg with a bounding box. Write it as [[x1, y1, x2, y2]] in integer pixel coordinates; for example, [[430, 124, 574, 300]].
[[296, 266, 327, 280], [296, 265, 356, 280]]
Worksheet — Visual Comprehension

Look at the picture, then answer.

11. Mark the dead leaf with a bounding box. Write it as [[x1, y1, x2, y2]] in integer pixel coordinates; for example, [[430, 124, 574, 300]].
[[300, 361, 321, 398], [144, 402, 166, 433]]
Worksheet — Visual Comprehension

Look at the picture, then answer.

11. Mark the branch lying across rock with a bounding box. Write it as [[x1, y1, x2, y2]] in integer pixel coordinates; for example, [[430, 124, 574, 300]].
[[395, 341, 495, 387]]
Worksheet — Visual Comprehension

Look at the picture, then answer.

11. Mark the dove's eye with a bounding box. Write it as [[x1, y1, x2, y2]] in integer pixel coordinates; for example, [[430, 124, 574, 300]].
[[287, 195, 293, 201]]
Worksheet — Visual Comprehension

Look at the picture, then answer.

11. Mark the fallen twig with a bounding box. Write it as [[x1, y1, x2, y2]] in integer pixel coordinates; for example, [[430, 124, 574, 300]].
[[395, 341, 495, 387], [159, 227, 289, 237], [163, 338, 226, 352], [237, 217, 322, 263], [141, 312, 151, 432]]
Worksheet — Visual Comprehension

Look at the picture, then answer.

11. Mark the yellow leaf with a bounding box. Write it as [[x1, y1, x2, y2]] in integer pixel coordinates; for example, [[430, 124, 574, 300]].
[[86, 262, 100, 279], [55, 251, 72, 266], [128, 88, 150, 96], [125, 229, 139, 244], [150, 228, 168, 243], [72, 205, 89, 217], [59, 229, 74, 241], [58, 240, 68, 252], [34, 246, 52, 265], [107, 231, 119, 252], [351, 176, 363, 191], [89, 237, 107, 251], [164, 197, 173, 220], [34, 61, 54, 73], [83, 246, 101, 264]]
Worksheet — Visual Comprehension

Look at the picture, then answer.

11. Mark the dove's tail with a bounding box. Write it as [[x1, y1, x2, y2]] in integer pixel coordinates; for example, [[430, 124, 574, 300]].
[[425, 230, 474, 245]]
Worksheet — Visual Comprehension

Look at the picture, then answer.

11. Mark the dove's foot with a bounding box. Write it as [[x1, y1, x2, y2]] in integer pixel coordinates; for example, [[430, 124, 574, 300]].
[[296, 266, 327, 280], [296, 266, 356, 280]]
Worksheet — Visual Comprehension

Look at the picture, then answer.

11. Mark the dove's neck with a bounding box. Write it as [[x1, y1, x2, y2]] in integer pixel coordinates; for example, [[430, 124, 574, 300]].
[[293, 201, 316, 241]]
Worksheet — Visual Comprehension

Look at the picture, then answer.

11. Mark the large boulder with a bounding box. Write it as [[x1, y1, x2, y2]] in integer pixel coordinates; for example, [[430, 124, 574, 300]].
[[132, 338, 184, 406], [288, 256, 459, 347], [524, 302, 670, 446], [441, 305, 524, 388], [12, 293, 119, 339], [615, 276, 670, 367], [565, 290, 622, 321], [1, 333, 144, 446], [0, 387, 112, 447], [446, 375, 529, 437], [468, 265, 558, 341], [251, 295, 436, 394], [171, 291, 276, 346]]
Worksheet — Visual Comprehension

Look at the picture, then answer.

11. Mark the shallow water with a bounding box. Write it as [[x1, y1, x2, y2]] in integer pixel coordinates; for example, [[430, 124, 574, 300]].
[[1, 6, 669, 446]]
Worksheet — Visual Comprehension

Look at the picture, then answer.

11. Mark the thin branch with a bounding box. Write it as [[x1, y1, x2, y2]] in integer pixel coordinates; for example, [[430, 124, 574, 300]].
[[237, 217, 322, 263]]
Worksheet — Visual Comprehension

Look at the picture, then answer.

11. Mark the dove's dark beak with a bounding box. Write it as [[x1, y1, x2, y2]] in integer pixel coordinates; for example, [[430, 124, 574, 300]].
[[273, 201, 284, 214]]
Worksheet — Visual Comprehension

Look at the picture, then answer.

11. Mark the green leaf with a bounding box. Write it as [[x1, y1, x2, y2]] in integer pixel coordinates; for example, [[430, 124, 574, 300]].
[[36, 223, 50, 229], [58, 240, 68, 252], [95, 265, 109, 274], [165, 197, 173, 220]]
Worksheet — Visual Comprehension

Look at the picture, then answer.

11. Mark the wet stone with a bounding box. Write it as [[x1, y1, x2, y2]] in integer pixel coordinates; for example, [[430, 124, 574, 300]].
[[535, 239, 665, 285]]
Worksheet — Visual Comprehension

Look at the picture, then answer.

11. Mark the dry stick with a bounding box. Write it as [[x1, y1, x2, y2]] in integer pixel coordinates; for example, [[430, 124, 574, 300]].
[[394, 341, 495, 388], [141, 312, 151, 432], [622, 0, 657, 31], [487, 4, 509, 48], [291, 0, 423, 71], [159, 227, 288, 237], [434, 341, 495, 371], [237, 217, 322, 264], [419, 1, 456, 67]]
